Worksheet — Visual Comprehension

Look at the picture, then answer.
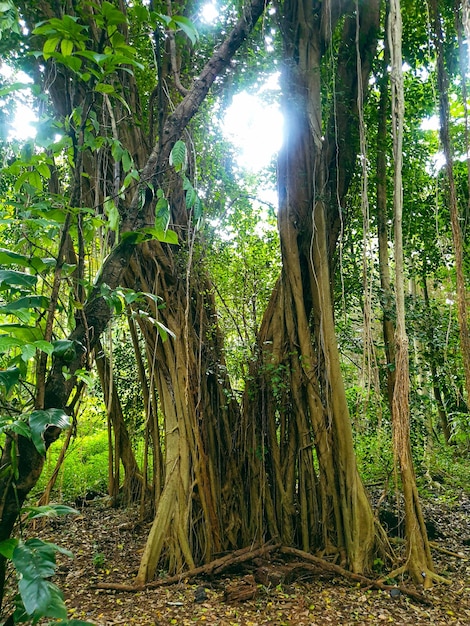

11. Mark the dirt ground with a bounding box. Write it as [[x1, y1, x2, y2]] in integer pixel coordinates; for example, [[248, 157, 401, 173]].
[[5, 491, 470, 625]]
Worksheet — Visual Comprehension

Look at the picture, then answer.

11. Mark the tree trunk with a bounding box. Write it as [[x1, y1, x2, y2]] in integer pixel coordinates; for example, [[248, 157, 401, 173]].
[[376, 37, 397, 411], [422, 277, 453, 444], [240, 0, 385, 573], [95, 340, 146, 504], [388, 0, 440, 587], [0, 0, 271, 597], [430, 0, 470, 406]]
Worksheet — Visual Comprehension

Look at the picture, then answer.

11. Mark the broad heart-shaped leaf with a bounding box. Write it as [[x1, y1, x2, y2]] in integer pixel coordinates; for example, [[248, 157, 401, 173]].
[[0, 335, 23, 352], [0, 247, 31, 266], [13, 539, 57, 581], [51, 339, 76, 363], [0, 269, 37, 291], [29, 409, 70, 455], [0, 537, 18, 560], [0, 366, 20, 393], [0, 417, 31, 439]]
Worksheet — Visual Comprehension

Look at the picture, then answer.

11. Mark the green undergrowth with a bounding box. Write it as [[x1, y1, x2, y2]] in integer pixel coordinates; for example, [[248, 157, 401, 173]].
[[30, 419, 469, 507], [31, 429, 109, 503]]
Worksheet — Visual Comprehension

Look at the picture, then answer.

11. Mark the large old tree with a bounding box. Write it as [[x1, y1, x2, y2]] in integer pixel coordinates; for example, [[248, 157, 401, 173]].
[[2, 0, 467, 602]]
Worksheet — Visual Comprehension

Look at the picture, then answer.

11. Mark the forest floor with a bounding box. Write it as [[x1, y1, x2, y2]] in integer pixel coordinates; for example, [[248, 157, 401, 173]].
[[8, 489, 470, 625]]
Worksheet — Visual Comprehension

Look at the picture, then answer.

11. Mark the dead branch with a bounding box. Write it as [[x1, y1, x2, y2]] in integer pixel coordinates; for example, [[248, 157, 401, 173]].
[[279, 546, 432, 605], [93, 543, 281, 592]]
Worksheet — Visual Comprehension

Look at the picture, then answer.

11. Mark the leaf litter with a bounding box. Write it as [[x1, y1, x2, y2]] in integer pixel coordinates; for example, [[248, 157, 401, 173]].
[[6, 490, 470, 625]]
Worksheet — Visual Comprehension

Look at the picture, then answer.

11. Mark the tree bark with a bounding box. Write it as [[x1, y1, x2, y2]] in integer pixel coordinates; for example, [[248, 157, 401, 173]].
[[430, 0, 470, 406], [388, 0, 439, 587], [0, 0, 271, 596], [240, 0, 385, 573], [376, 33, 397, 411]]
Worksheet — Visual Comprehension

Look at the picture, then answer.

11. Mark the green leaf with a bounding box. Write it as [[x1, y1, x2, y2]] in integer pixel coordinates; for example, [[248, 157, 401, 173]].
[[171, 15, 199, 45], [0, 270, 37, 290], [0, 325, 43, 342], [95, 82, 115, 94], [0, 418, 31, 439], [13, 539, 57, 581], [185, 186, 197, 209], [51, 339, 76, 362], [0, 367, 20, 393], [155, 319, 176, 341], [37, 162, 51, 179], [0, 82, 32, 97], [169, 140, 187, 172], [193, 196, 203, 220], [0, 248, 30, 267], [75, 368, 94, 386], [121, 150, 132, 172], [19, 577, 66, 618], [60, 38, 74, 56], [43, 36, 60, 59], [0, 296, 49, 314], [101, 1, 127, 26], [0, 538, 18, 560], [0, 336, 23, 352], [104, 198, 120, 233], [21, 343, 37, 362], [153, 228, 178, 245], [33, 340, 54, 355], [22, 504, 79, 521], [19, 576, 50, 615], [39, 581, 67, 619], [75, 50, 108, 65], [155, 196, 170, 232], [29, 409, 70, 455]]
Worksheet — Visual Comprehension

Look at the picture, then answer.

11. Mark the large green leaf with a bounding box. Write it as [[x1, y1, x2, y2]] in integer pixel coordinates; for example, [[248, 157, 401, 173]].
[[0, 270, 37, 290], [51, 339, 76, 362], [0, 296, 49, 314], [19, 578, 67, 618], [23, 504, 78, 521], [0, 248, 31, 266], [29, 409, 70, 455], [0, 324, 44, 342], [171, 15, 199, 45], [0, 417, 31, 438], [0, 366, 20, 393], [169, 140, 187, 172], [0, 538, 18, 559], [13, 539, 57, 580], [0, 336, 23, 352], [154, 228, 178, 245], [39, 581, 67, 619]]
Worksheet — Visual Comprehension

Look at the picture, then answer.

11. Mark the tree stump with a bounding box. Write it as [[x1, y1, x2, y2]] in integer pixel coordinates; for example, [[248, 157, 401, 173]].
[[223, 575, 258, 602]]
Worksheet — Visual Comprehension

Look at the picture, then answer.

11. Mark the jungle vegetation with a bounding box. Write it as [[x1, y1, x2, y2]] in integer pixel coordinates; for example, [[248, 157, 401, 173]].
[[0, 0, 469, 621]]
